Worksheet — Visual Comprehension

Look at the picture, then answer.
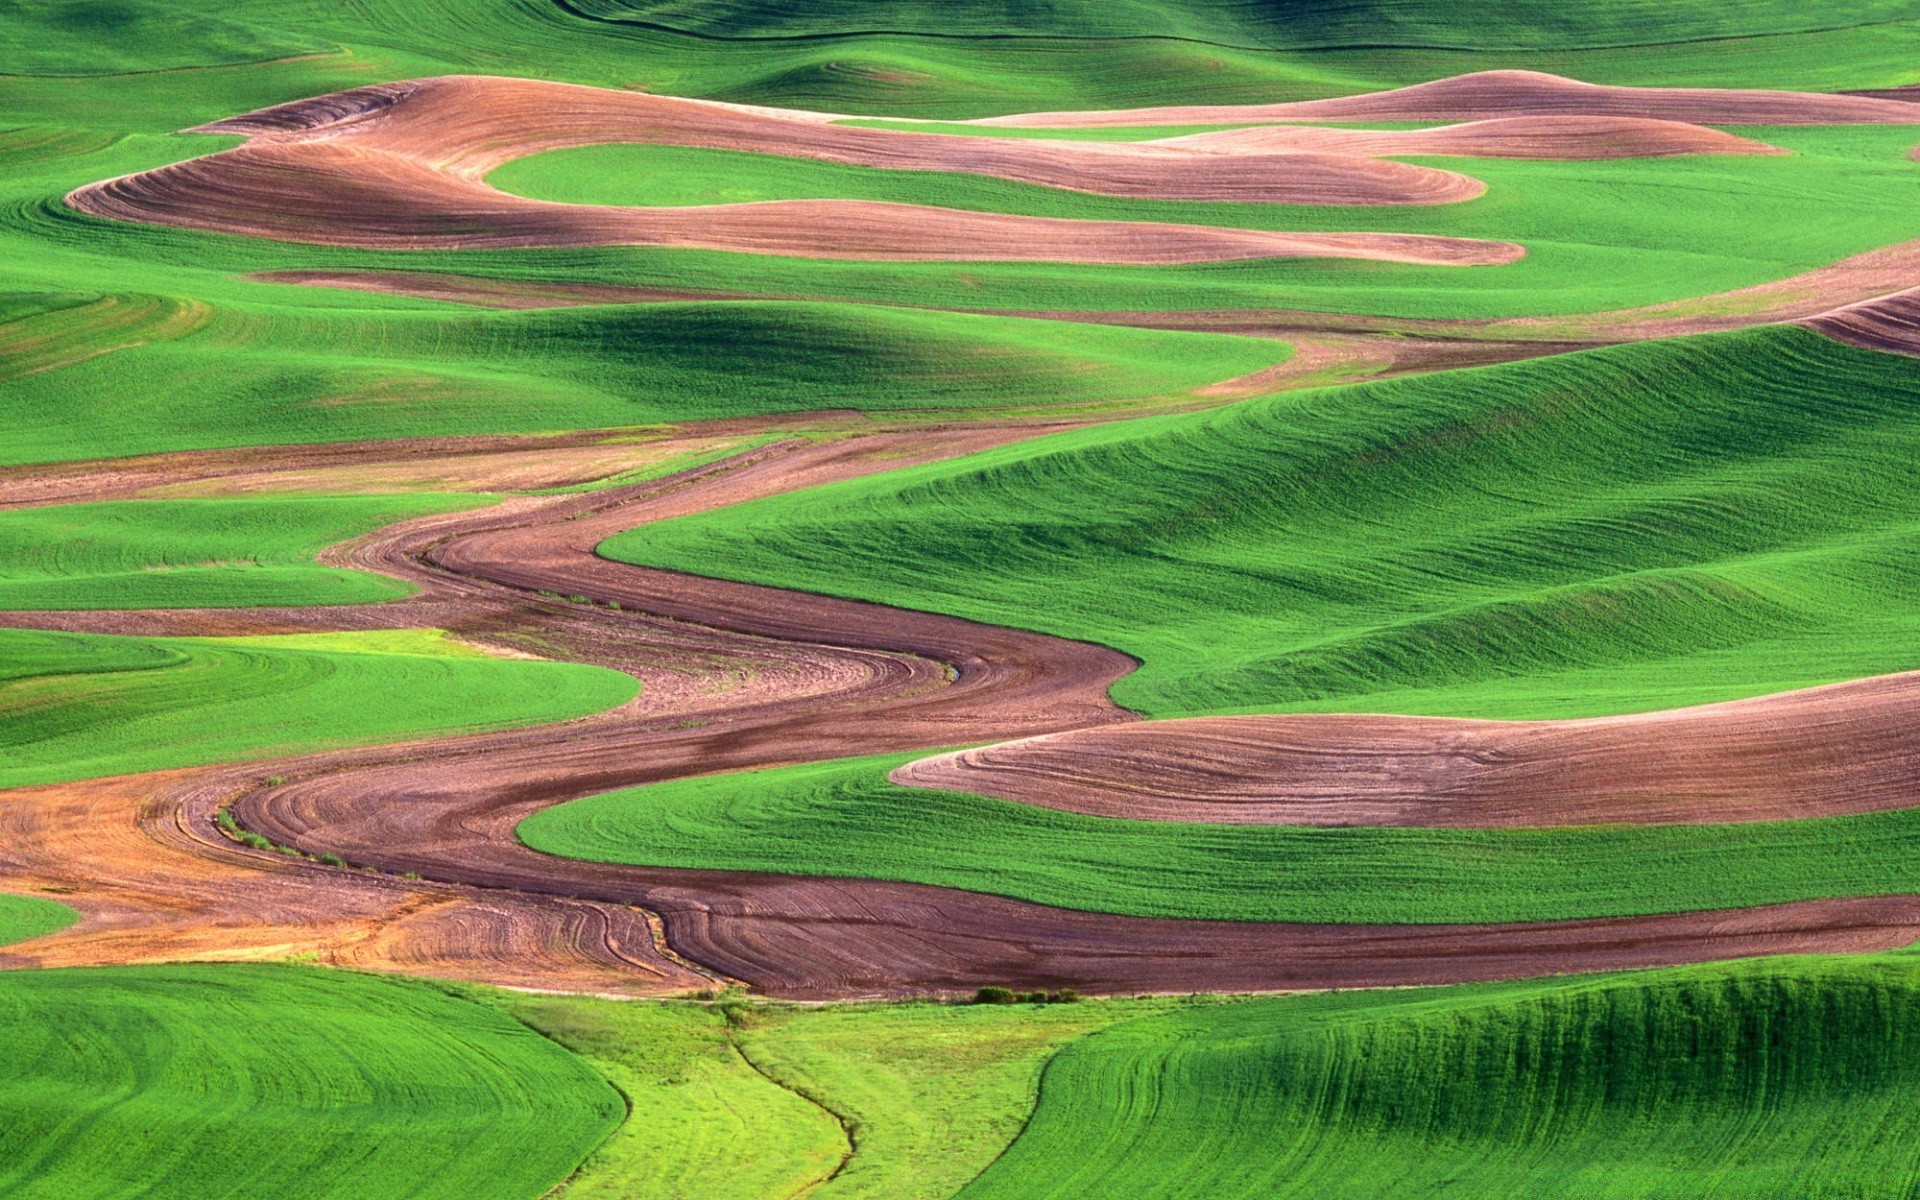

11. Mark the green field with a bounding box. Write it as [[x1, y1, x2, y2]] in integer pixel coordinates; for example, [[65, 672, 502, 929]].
[[0, 964, 622, 1200], [518, 750, 1920, 924], [607, 325, 1920, 720], [964, 950, 1920, 1198], [0, 494, 490, 609], [0, 895, 78, 948], [0, 626, 637, 788]]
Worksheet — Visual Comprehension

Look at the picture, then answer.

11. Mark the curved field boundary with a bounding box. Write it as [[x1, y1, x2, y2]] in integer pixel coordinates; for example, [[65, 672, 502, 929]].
[[892, 669, 1920, 827]]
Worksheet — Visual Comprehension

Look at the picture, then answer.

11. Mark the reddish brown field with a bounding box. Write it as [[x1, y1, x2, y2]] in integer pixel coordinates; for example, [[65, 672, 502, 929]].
[[894, 672, 1920, 827]]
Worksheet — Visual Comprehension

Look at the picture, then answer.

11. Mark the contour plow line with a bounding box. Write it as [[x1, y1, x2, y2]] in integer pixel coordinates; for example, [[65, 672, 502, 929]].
[[12, 429, 1920, 997]]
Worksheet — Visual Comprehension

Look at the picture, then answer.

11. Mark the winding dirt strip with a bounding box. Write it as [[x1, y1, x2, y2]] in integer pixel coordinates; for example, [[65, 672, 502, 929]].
[[64, 75, 1523, 266], [893, 671, 1920, 827], [975, 69, 1920, 128], [12, 428, 1920, 997]]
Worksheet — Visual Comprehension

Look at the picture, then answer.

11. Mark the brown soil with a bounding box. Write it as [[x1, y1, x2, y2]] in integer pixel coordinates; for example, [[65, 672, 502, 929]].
[[1800, 285, 1920, 357], [893, 671, 1920, 827], [978, 69, 1920, 128]]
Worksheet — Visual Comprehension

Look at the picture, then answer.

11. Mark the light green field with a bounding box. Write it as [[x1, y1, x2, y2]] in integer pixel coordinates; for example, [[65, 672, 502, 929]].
[[606, 325, 1920, 721], [0, 626, 637, 788], [964, 950, 1920, 1198], [0, 494, 487, 609], [0, 895, 78, 948], [517, 749, 1920, 924], [507, 989, 1176, 1200], [0, 964, 622, 1200]]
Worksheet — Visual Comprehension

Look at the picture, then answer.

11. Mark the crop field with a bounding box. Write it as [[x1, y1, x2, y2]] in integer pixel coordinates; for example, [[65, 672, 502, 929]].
[[0, 964, 621, 1199], [0, 626, 637, 788], [9, 0, 1920, 1194]]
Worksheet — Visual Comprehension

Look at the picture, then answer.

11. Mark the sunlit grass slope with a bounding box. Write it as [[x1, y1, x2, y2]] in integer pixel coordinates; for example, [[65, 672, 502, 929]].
[[489, 126, 1920, 319], [607, 326, 1920, 721], [963, 950, 1920, 1198], [506, 988, 1171, 1200], [0, 627, 637, 787], [0, 895, 77, 948], [520, 750, 1920, 924], [0, 287, 1284, 464], [0, 964, 621, 1200], [0, 494, 487, 608]]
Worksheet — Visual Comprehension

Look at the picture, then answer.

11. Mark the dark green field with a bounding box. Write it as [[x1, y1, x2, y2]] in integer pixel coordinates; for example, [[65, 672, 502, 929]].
[[8, 0, 1920, 1195]]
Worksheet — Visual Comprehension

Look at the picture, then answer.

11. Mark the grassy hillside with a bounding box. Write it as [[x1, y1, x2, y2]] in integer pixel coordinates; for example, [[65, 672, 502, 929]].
[[521, 749, 1920, 924], [607, 326, 1920, 720], [0, 494, 487, 609], [964, 951, 1920, 1198], [572, 0, 1920, 51], [0, 282, 1284, 465], [0, 964, 621, 1200], [0, 895, 77, 948], [0, 627, 637, 788]]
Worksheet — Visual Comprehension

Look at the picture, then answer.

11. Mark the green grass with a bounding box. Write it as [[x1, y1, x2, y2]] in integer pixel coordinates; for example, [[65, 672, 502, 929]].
[[0, 626, 637, 787], [0, 284, 1284, 465], [963, 950, 1920, 1198], [606, 325, 1920, 721], [0, 494, 488, 608], [0, 894, 78, 947], [508, 990, 1174, 1200], [520, 749, 1920, 925], [490, 124, 1920, 321], [0, 964, 621, 1200]]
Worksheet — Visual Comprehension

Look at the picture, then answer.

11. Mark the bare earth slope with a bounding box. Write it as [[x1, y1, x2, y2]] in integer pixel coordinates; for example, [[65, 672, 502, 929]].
[[894, 672, 1920, 827], [65, 76, 1521, 265]]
